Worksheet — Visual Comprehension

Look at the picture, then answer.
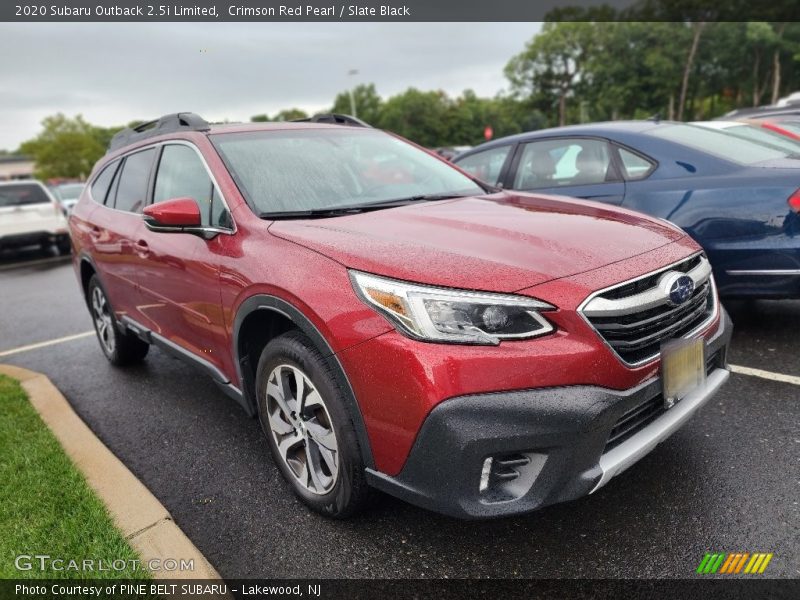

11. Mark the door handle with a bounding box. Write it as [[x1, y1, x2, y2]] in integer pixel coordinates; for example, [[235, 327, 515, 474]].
[[134, 239, 150, 256]]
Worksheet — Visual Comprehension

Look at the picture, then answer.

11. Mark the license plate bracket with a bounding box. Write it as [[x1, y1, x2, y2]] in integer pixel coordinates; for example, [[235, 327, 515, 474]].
[[661, 337, 705, 409]]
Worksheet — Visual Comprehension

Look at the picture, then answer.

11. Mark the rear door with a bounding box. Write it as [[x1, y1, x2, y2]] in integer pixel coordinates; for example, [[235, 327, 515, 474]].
[[134, 142, 233, 375], [87, 148, 156, 321], [504, 137, 626, 204]]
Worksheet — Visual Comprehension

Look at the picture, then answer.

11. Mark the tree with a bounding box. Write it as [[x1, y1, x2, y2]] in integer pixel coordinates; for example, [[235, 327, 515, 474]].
[[331, 84, 383, 125], [377, 88, 450, 147], [273, 108, 308, 121], [506, 22, 598, 126], [18, 114, 110, 180], [250, 108, 308, 122], [677, 22, 707, 120]]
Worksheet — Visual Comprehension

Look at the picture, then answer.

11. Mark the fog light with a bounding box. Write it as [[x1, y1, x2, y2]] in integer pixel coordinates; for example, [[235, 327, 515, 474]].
[[478, 452, 547, 503], [479, 457, 493, 492]]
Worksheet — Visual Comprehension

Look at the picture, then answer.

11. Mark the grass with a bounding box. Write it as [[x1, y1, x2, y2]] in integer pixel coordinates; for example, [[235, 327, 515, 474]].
[[0, 375, 148, 579]]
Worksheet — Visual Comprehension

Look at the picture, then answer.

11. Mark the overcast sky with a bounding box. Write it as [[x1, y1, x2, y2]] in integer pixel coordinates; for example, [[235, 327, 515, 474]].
[[0, 22, 541, 150]]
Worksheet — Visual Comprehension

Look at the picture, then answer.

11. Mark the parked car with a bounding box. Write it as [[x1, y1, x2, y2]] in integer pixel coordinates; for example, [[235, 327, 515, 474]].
[[70, 113, 731, 519], [0, 180, 71, 254], [693, 120, 800, 152], [454, 121, 800, 299], [49, 182, 86, 215]]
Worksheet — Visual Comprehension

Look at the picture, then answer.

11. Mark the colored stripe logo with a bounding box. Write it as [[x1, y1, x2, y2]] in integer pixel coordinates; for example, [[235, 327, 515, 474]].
[[697, 552, 773, 574]]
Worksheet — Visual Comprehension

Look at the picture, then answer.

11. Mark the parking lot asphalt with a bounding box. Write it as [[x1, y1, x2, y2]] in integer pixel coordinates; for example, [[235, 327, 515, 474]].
[[1, 254, 798, 579]]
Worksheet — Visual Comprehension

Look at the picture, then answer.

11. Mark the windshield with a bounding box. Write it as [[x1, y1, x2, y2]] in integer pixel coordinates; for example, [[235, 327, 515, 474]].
[[648, 123, 794, 164], [0, 183, 50, 207], [211, 128, 484, 215], [53, 183, 84, 201]]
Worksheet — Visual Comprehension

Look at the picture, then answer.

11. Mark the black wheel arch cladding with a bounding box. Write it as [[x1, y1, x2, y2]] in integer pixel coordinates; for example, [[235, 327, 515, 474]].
[[233, 294, 375, 470]]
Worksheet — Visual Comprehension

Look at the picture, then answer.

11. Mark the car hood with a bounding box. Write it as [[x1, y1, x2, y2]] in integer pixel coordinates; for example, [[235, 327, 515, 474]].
[[268, 192, 686, 292]]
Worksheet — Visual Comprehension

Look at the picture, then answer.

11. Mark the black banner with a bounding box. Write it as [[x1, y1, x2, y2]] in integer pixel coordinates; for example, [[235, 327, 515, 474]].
[[2, 579, 799, 600], [2, 0, 799, 22]]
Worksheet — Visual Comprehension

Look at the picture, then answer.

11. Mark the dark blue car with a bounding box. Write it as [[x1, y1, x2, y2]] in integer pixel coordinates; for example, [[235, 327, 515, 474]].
[[454, 121, 800, 298]]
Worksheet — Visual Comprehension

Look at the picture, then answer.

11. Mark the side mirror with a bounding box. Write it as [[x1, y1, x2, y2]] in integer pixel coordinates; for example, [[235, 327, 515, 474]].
[[143, 197, 202, 231]]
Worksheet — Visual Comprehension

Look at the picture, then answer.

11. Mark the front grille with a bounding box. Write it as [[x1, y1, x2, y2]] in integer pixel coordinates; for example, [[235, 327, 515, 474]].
[[604, 350, 720, 452], [581, 254, 716, 365]]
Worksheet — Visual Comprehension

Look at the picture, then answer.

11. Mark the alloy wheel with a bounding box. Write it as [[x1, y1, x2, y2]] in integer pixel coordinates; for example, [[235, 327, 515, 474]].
[[91, 286, 115, 355], [265, 364, 339, 495]]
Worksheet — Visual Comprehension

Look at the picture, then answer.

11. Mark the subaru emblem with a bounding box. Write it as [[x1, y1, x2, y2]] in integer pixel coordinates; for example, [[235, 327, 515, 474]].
[[667, 274, 695, 306]]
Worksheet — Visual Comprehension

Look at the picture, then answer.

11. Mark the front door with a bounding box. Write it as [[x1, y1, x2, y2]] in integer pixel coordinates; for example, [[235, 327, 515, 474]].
[[134, 143, 234, 375]]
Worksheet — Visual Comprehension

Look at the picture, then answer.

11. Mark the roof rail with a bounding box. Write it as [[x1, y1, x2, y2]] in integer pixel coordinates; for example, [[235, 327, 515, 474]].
[[292, 113, 371, 128], [108, 112, 210, 152]]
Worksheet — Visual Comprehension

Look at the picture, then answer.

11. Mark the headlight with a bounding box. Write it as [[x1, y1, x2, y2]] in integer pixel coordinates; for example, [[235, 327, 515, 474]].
[[350, 270, 555, 345]]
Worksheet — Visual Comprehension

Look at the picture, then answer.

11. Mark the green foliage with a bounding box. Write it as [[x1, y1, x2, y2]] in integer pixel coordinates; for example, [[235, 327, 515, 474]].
[[331, 83, 383, 124], [0, 375, 148, 579], [250, 108, 308, 122], [506, 21, 800, 126], [17, 114, 115, 180]]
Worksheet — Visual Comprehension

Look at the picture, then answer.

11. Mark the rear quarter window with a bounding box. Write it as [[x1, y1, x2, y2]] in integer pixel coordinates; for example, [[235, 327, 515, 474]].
[[90, 161, 119, 204], [111, 149, 156, 213]]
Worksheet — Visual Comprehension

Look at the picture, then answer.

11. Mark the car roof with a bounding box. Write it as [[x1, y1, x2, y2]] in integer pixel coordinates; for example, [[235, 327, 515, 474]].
[[107, 111, 373, 154], [0, 179, 47, 187], [205, 121, 363, 135], [458, 120, 671, 155]]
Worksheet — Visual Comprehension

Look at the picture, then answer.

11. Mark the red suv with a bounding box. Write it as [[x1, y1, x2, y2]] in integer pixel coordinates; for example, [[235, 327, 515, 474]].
[[70, 113, 732, 519]]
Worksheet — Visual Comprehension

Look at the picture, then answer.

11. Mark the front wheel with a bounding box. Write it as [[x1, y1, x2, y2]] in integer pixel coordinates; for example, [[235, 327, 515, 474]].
[[88, 275, 149, 366], [256, 331, 372, 518]]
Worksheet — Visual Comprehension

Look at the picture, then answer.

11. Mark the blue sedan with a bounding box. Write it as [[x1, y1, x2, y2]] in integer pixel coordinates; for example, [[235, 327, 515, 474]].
[[453, 121, 800, 298]]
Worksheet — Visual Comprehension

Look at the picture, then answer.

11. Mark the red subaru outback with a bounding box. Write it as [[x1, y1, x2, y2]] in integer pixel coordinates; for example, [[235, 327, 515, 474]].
[[69, 113, 731, 519]]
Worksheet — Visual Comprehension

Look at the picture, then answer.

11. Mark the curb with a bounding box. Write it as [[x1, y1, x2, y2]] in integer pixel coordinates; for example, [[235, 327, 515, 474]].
[[0, 364, 224, 582]]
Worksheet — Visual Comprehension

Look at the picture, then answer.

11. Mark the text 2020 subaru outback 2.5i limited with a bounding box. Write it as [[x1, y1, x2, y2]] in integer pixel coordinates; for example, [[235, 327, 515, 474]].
[[69, 113, 732, 519]]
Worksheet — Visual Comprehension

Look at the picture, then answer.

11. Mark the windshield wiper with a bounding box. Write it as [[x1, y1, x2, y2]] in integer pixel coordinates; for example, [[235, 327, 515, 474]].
[[361, 193, 471, 207], [259, 207, 369, 220], [259, 194, 470, 220]]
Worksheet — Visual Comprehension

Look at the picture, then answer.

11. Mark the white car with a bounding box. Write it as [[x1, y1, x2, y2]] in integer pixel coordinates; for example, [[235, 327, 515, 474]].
[[49, 182, 86, 215], [0, 180, 71, 254]]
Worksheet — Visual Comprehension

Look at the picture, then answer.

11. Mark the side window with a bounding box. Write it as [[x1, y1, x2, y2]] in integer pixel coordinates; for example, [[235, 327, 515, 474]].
[[153, 144, 229, 228], [455, 146, 511, 185], [90, 161, 119, 204], [112, 149, 156, 213], [513, 139, 613, 190], [618, 147, 655, 180]]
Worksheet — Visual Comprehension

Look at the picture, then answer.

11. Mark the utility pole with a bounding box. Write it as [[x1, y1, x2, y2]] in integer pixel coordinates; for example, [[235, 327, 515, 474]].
[[347, 69, 359, 117]]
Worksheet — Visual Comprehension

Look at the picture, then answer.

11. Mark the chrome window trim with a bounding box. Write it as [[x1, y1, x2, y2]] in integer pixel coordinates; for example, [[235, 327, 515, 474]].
[[577, 251, 719, 368], [87, 139, 237, 235], [727, 269, 800, 276]]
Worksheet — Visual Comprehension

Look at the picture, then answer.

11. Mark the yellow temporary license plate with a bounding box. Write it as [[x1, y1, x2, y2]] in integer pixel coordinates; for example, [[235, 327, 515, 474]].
[[661, 337, 705, 408]]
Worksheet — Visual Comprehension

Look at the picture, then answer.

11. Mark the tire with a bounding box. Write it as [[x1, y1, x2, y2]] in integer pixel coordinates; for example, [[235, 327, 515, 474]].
[[255, 330, 372, 518], [87, 275, 149, 366]]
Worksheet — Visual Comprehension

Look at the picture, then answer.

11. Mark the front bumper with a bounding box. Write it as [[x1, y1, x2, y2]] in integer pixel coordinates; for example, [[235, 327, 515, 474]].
[[366, 308, 732, 519], [0, 230, 69, 249]]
